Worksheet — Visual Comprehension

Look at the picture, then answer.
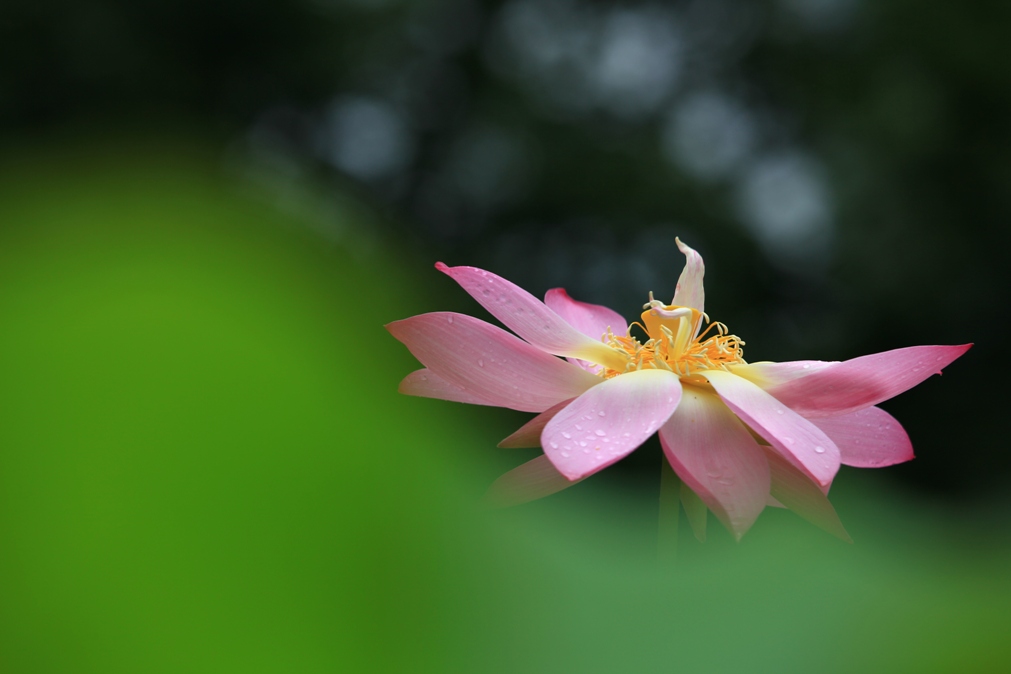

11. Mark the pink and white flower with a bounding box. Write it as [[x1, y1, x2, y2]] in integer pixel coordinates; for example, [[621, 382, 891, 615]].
[[386, 240, 970, 540]]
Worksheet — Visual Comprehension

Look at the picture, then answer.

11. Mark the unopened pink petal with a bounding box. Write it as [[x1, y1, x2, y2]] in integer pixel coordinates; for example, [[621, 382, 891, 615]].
[[762, 446, 852, 542], [485, 455, 583, 507], [810, 406, 914, 468], [436, 263, 627, 370], [659, 387, 769, 541], [729, 360, 834, 389], [765, 344, 972, 418], [672, 238, 705, 315], [399, 368, 495, 406], [703, 370, 841, 489], [542, 369, 682, 480], [386, 312, 601, 413], [498, 399, 573, 448], [544, 287, 628, 341]]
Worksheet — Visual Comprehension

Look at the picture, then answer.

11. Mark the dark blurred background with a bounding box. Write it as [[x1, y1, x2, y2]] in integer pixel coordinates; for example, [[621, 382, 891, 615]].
[[1, 1, 1009, 672]]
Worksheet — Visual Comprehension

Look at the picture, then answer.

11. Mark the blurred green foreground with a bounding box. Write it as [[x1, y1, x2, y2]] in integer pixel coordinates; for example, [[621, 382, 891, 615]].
[[0, 141, 1008, 673]]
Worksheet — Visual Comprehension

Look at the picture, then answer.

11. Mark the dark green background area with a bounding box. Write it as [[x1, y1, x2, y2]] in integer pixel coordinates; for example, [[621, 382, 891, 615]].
[[0, 144, 1007, 673]]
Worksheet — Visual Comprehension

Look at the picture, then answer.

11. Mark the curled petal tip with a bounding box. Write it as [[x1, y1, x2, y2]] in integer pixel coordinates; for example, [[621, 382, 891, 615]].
[[434, 261, 449, 272]]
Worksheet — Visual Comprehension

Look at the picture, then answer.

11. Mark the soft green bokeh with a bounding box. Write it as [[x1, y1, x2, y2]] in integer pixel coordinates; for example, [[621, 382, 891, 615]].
[[0, 142, 1007, 673]]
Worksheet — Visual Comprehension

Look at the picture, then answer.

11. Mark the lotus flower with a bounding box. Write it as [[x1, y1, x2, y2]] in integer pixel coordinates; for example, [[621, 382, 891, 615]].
[[386, 240, 970, 540]]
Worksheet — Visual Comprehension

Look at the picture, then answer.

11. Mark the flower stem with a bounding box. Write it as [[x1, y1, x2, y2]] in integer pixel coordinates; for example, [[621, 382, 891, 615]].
[[658, 457, 680, 566]]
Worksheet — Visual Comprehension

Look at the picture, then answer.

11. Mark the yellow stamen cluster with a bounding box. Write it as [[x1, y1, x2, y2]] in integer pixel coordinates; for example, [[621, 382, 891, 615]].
[[600, 298, 746, 382]]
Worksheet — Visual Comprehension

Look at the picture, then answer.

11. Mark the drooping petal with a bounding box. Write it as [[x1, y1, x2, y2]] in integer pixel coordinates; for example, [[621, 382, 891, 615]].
[[680, 482, 708, 542], [765, 344, 972, 418], [485, 455, 583, 507], [659, 387, 770, 541], [386, 312, 601, 413], [542, 369, 683, 480], [729, 360, 834, 389], [399, 368, 496, 406], [544, 287, 628, 341], [766, 494, 786, 508], [810, 406, 914, 468], [702, 370, 841, 489], [762, 446, 852, 543], [672, 237, 705, 316], [498, 399, 573, 448], [436, 263, 627, 371]]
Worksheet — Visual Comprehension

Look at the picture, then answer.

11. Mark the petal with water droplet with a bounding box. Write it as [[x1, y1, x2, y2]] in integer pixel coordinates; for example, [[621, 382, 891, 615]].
[[702, 369, 841, 489], [543, 369, 682, 480], [659, 387, 769, 541], [386, 312, 601, 413], [764, 344, 972, 417], [809, 406, 914, 468], [436, 263, 627, 370], [497, 398, 574, 448], [398, 368, 495, 406]]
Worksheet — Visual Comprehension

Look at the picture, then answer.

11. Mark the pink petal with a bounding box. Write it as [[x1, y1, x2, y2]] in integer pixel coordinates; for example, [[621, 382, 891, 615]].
[[436, 263, 627, 371], [542, 369, 683, 480], [766, 494, 786, 508], [702, 370, 841, 489], [765, 344, 972, 418], [498, 399, 573, 448], [386, 312, 601, 413], [809, 406, 914, 468], [398, 369, 497, 406], [680, 483, 708, 542], [544, 288, 628, 341], [672, 238, 705, 315], [485, 454, 583, 507], [762, 446, 852, 543], [659, 387, 770, 541], [729, 360, 834, 389]]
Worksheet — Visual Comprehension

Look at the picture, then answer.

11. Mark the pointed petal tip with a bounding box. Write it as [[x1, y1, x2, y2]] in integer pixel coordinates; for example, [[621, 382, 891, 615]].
[[434, 261, 449, 272]]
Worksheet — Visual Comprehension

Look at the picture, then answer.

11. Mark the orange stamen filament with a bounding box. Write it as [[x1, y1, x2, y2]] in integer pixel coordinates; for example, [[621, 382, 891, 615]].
[[601, 299, 746, 380]]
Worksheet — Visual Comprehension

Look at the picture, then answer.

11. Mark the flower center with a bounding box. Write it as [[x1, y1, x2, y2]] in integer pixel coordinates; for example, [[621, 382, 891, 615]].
[[601, 294, 746, 382]]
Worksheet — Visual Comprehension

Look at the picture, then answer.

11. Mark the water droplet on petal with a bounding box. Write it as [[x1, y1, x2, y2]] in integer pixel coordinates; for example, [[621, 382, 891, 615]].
[[575, 424, 583, 431], [579, 441, 587, 447], [784, 437, 795, 445], [562, 432, 572, 439], [550, 442, 558, 449], [814, 446, 826, 454], [598, 411, 606, 417], [802, 364, 811, 369], [478, 359, 485, 367], [446, 315, 454, 324], [776, 409, 785, 415], [561, 451, 570, 458], [594, 429, 606, 437]]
